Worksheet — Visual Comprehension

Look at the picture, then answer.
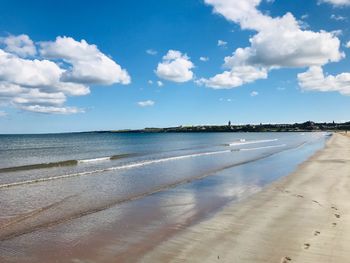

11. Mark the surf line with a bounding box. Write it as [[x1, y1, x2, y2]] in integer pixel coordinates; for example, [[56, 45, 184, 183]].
[[0, 150, 232, 189], [228, 138, 278, 146]]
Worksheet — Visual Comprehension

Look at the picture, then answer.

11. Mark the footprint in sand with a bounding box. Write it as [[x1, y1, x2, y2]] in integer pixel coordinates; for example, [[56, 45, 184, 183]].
[[331, 206, 338, 211], [312, 200, 322, 206], [334, 214, 340, 219], [314, 231, 320, 236], [332, 222, 337, 227], [304, 243, 311, 250], [281, 256, 292, 262], [296, 194, 304, 198]]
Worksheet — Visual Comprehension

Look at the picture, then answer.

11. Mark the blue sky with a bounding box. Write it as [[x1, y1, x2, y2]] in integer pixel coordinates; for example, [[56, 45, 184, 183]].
[[0, 0, 350, 133]]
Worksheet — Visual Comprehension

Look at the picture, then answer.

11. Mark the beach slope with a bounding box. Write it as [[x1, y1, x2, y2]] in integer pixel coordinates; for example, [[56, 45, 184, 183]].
[[142, 133, 350, 263]]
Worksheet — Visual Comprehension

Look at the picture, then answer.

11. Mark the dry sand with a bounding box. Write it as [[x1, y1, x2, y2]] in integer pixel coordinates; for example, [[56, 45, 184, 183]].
[[141, 133, 350, 263]]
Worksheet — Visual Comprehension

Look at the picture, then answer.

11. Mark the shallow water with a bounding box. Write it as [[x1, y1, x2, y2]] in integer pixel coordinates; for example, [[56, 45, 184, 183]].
[[0, 132, 327, 262]]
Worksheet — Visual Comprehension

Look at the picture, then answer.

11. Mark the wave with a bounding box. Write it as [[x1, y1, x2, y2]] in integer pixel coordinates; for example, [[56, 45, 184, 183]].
[[0, 150, 232, 189], [0, 160, 78, 173], [78, 153, 136, 163], [227, 138, 278, 146], [0, 154, 134, 173], [77, 157, 111, 163]]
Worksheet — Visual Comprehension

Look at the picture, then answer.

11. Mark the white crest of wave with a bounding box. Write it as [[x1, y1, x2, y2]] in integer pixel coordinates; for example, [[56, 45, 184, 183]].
[[228, 139, 278, 146]]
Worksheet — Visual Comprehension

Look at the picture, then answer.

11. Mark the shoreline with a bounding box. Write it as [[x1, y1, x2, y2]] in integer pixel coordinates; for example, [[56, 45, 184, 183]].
[[141, 133, 350, 262]]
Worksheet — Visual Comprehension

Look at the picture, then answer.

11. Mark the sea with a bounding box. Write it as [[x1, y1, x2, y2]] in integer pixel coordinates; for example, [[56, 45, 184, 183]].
[[0, 132, 329, 262]]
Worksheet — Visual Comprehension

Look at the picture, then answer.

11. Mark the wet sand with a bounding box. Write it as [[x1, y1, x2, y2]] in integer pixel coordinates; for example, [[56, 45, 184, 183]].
[[142, 133, 350, 263]]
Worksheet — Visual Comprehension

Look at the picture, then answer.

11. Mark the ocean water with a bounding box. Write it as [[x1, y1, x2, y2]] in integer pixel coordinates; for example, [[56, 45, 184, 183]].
[[0, 132, 328, 262]]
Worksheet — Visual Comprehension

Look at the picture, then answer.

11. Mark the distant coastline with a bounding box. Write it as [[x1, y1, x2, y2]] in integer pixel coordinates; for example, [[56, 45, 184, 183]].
[[102, 121, 350, 133], [1, 121, 349, 135]]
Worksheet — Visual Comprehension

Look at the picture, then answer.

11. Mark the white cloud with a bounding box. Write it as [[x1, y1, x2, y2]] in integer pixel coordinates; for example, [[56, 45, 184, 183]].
[[217, 40, 227, 47], [0, 110, 7, 117], [146, 49, 157, 55], [157, 80, 164, 87], [250, 91, 259, 96], [222, 23, 342, 69], [319, 0, 350, 6], [301, 14, 309, 20], [346, 41, 350, 48], [40, 36, 130, 85], [19, 105, 84, 114], [330, 29, 343, 36], [197, 66, 267, 89], [155, 50, 194, 82], [12, 89, 66, 106], [0, 82, 25, 97], [330, 14, 347, 21], [0, 34, 36, 57], [298, 66, 350, 95], [201, 0, 344, 89], [148, 80, 153, 85], [200, 56, 209, 62], [0, 49, 63, 87], [0, 34, 130, 114], [137, 100, 155, 107]]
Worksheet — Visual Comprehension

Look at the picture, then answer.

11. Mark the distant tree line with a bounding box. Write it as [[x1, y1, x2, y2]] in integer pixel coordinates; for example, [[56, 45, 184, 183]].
[[106, 121, 350, 133]]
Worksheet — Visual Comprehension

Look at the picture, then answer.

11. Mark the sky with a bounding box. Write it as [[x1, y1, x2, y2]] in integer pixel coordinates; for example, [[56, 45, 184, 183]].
[[0, 0, 350, 134]]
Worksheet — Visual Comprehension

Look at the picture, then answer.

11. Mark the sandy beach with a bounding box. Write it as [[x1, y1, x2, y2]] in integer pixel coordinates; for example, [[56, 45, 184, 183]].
[[141, 133, 350, 263]]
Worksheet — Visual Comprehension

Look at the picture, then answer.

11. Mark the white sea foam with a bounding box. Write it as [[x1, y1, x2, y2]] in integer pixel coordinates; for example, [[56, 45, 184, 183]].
[[228, 138, 278, 146], [78, 157, 111, 163]]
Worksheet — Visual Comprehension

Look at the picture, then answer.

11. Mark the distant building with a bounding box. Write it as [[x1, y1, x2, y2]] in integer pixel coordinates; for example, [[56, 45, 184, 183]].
[[228, 120, 231, 127]]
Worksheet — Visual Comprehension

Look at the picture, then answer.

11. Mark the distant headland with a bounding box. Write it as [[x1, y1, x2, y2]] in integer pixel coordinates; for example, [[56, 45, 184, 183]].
[[96, 121, 350, 133]]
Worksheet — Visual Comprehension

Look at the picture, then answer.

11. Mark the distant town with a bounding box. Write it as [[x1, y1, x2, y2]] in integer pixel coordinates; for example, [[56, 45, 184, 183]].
[[100, 121, 350, 133]]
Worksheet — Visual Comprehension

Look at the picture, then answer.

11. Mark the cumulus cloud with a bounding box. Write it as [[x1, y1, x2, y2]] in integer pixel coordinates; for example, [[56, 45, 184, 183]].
[[0, 34, 36, 57], [157, 80, 164, 87], [12, 89, 66, 106], [298, 66, 350, 95], [0, 49, 62, 87], [319, 0, 350, 6], [137, 100, 155, 107], [346, 41, 350, 48], [155, 50, 194, 82], [40, 36, 130, 85], [0, 34, 130, 114], [197, 66, 267, 89], [201, 0, 344, 89]]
